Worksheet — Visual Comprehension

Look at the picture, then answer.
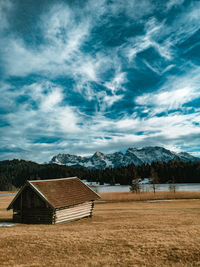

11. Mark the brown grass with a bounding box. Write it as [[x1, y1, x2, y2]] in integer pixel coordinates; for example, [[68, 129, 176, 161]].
[[0, 195, 13, 221], [100, 191, 200, 202], [0, 194, 200, 266]]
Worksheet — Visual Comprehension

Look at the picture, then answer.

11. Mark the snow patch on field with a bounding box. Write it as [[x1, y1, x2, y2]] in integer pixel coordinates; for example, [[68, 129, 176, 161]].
[[0, 222, 16, 227]]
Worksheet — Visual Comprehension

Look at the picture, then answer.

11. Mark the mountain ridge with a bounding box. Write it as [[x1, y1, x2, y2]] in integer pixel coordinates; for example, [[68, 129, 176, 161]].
[[50, 146, 200, 170]]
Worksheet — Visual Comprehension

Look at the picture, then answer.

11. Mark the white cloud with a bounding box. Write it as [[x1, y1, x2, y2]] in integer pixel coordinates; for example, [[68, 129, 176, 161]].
[[166, 0, 185, 10], [136, 88, 192, 110], [2, 81, 200, 162], [142, 59, 175, 75], [2, 3, 91, 78], [0, 81, 81, 161], [86, 0, 154, 21], [103, 94, 124, 107], [124, 18, 173, 62], [40, 88, 63, 112], [105, 71, 127, 93], [124, 1, 200, 73], [166, 3, 200, 46], [1, 2, 126, 110], [135, 67, 200, 112], [0, 0, 12, 32]]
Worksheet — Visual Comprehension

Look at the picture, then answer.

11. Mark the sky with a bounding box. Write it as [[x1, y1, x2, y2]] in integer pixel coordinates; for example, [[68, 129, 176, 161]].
[[0, 0, 200, 163]]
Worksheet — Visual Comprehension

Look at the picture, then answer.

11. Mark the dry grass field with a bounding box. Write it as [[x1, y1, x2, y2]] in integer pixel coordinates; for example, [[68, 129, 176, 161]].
[[100, 191, 200, 202], [0, 193, 200, 267]]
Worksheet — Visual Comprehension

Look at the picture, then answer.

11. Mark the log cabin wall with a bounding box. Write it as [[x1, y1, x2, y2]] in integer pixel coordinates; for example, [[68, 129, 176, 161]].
[[12, 186, 54, 224], [21, 208, 54, 224], [55, 201, 94, 224]]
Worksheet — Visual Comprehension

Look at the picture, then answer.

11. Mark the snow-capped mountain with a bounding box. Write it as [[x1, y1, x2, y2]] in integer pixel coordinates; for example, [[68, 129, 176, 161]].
[[50, 146, 200, 170]]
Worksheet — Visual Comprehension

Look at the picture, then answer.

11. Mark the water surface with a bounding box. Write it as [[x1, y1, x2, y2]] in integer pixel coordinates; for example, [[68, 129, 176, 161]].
[[92, 183, 200, 193]]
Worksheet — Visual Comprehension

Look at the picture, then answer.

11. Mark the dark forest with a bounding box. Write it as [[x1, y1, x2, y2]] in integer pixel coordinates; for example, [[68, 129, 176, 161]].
[[0, 159, 200, 190]]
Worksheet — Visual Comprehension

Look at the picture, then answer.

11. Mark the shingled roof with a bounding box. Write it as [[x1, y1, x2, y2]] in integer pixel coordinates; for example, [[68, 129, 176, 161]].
[[8, 177, 100, 209]]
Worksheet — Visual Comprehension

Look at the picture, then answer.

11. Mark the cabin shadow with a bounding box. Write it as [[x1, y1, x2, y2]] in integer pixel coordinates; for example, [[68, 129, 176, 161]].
[[0, 218, 13, 223]]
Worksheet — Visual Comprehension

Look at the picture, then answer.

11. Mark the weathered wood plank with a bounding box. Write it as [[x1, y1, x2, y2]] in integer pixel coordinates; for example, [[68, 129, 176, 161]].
[[56, 206, 92, 216], [56, 211, 91, 220], [56, 210, 91, 220], [56, 212, 91, 223], [55, 201, 93, 223], [56, 202, 91, 212]]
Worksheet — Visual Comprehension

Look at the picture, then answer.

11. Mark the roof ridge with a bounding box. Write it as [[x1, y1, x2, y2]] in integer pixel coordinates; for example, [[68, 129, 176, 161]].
[[29, 177, 78, 183]]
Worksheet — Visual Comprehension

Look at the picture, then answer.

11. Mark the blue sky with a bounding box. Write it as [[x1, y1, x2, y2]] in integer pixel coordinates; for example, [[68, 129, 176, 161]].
[[0, 0, 200, 162]]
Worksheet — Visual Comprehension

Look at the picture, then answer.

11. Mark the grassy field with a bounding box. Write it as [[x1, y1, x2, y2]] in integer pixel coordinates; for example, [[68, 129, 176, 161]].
[[100, 191, 200, 202], [0, 194, 200, 266]]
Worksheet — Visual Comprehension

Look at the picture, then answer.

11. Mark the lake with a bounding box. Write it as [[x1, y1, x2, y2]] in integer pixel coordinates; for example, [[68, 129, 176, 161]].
[[91, 183, 200, 193], [0, 183, 200, 196]]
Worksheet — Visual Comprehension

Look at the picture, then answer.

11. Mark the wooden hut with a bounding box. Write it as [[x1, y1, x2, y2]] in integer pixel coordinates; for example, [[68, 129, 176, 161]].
[[7, 177, 100, 224]]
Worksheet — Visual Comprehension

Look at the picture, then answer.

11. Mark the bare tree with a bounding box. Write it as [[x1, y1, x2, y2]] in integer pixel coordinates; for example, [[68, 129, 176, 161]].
[[169, 178, 177, 193], [130, 168, 141, 193], [150, 167, 159, 194], [130, 178, 141, 193]]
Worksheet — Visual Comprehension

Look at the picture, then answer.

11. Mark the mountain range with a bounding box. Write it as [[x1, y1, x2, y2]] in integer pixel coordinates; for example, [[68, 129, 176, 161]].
[[50, 146, 200, 170]]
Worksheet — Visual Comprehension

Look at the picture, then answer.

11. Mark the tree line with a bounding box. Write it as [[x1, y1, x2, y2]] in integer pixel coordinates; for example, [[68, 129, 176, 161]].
[[0, 159, 200, 190]]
